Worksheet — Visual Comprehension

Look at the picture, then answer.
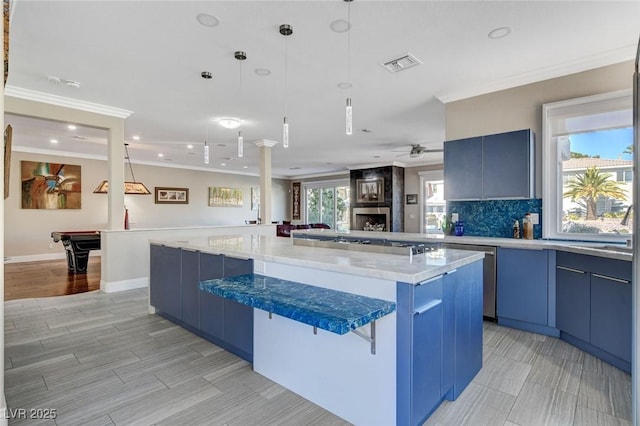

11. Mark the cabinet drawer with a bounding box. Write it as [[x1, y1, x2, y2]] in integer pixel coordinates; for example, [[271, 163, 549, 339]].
[[557, 251, 631, 281], [414, 275, 443, 310]]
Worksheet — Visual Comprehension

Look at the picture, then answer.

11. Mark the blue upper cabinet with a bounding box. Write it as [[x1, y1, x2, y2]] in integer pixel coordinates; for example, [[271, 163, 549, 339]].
[[443, 137, 483, 200], [444, 129, 535, 200]]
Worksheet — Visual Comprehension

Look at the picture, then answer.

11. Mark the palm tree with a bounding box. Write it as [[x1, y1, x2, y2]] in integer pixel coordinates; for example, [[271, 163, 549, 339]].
[[563, 166, 627, 220]]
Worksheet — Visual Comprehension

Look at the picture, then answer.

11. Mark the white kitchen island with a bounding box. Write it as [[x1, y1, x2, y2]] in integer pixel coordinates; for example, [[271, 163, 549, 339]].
[[149, 234, 484, 426]]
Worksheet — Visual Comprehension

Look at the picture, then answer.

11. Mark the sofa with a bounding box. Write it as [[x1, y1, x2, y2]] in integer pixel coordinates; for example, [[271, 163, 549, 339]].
[[276, 222, 330, 237]]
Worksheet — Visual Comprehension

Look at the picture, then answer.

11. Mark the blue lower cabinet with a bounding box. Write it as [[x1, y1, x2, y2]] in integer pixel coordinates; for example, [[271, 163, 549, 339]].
[[452, 261, 483, 399], [149, 244, 182, 319], [497, 248, 548, 327], [397, 260, 483, 426], [556, 265, 590, 343], [590, 274, 632, 363], [180, 249, 200, 329], [199, 253, 225, 341]]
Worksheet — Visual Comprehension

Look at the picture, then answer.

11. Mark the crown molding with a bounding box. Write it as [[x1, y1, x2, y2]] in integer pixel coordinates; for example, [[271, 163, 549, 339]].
[[254, 139, 279, 148], [435, 44, 637, 104], [5, 86, 134, 118]]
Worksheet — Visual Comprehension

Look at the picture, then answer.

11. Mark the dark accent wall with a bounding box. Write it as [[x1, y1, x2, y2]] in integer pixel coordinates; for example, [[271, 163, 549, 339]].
[[350, 166, 404, 232]]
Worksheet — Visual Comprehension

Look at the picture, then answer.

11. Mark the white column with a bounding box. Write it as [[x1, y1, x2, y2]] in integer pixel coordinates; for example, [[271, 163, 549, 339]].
[[254, 139, 279, 225], [107, 123, 125, 230]]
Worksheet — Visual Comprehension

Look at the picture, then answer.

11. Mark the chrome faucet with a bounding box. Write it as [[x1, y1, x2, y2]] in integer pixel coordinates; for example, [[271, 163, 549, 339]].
[[620, 205, 633, 226]]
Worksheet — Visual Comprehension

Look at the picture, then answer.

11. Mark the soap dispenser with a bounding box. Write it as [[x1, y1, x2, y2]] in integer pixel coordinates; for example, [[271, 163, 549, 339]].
[[512, 220, 520, 239]]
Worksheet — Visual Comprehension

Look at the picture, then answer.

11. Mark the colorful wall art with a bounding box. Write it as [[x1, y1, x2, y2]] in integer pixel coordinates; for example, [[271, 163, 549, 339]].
[[21, 161, 82, 209]]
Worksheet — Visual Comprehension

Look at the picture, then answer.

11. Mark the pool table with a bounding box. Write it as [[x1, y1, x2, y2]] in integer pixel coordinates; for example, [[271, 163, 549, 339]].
[[51, 231, 101, 274]]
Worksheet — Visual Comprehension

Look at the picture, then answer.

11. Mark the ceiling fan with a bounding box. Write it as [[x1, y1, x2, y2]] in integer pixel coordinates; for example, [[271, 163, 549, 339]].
[[395, 144, 443, 159]]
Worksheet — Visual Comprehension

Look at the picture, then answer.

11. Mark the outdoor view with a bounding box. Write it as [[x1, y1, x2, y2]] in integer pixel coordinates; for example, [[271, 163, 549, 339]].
[[306, 185, 350, 231], [424, 179, 446, 234], [561, 127, 633, 236]]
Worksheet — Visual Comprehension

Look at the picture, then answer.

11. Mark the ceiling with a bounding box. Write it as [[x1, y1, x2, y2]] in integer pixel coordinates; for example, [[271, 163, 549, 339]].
[[5, 1, 639, 179]]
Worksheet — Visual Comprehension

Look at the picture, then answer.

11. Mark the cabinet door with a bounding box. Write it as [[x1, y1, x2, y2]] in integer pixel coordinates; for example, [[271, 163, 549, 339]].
[[223, 256, 254, 357], [590, 274, 631, 362], [411, 276, 443, 426], [497, 248, 548, 325], [556, 265, 590, 342], [482, 129, 534, 199], [149, 244, 164, 311], [150, 245, 181, 318], [443, 137, 483, 200], [181, 249, 200, 329], [199, 253, 225, 340]]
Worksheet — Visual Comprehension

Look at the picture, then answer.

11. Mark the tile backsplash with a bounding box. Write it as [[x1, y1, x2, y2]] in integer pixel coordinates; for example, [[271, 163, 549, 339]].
[[447, 199, 542, 239]]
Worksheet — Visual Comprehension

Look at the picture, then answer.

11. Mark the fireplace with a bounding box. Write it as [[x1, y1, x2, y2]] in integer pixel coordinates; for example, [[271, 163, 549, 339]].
[[352, 207, 390, 231]]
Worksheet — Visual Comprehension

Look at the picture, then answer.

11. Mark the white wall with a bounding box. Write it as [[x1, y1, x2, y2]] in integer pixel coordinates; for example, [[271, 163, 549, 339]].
[[5, 150, 289, 258]]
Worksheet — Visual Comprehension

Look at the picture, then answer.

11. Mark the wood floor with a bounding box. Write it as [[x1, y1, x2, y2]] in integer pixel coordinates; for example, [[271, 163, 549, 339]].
[[4, 257, 100, 301], [2, 264, 633, 425]]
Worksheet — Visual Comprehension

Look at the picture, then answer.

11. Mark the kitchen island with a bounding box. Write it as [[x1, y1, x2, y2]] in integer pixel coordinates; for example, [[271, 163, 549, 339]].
[[149, 234, 485, 426]]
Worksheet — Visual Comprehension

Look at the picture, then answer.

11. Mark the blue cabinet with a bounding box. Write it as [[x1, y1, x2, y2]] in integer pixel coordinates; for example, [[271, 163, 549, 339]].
[[150, 246, 254, 362], [555, 251, 632, 372], [444, 129, 535, 200], [556, 264, 590, 343], [497, 248, 549, 327], [180, 249, 200, 329], [590, 273, 631, 363], [443, 136, 483, 200], [149, 244, 182, 319], [397, 261, 483, 426]]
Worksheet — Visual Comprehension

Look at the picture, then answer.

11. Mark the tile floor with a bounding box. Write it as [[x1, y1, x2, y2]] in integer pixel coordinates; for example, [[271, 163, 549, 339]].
[[4, 289, 632, 425]]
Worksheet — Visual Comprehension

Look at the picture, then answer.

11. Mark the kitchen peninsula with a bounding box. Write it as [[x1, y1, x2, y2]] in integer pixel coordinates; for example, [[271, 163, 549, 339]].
[[148, 234, 485, 426]]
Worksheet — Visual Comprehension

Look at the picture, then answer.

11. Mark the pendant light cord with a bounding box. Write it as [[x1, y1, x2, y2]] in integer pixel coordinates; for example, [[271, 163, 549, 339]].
[[284, 35, 288, 116], [124, 143, 137, 183], [347, 1, 351, 99]]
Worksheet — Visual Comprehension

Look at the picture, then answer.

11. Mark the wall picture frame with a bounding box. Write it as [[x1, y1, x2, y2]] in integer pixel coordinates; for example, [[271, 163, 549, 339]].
[[155, 187, 189, 204], [406, 193, 418, 205], [356, 177, 384, 203], [209, 186, 243, 207]]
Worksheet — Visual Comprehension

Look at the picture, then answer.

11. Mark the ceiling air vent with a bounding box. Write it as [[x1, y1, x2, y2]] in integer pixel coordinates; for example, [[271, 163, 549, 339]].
[[381, 53, 422, 73]]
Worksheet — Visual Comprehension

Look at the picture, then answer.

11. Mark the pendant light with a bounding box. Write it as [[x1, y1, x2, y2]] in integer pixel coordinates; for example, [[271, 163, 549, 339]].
[[204, 125, 210, 164], [280, 24, 293, 148], [345, 0, 353, 135], [235, 50, 247, 158], [93, 143, 151, 194]]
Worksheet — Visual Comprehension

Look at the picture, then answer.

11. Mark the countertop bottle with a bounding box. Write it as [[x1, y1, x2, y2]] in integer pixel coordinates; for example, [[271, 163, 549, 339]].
[[523, 213, 533, 240], [513, 220, 520, 239]]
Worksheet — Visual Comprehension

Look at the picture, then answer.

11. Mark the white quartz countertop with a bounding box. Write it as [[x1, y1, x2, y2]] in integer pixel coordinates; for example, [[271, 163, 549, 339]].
[[290, 229, 632, 261], [150, 234, 485, 284]]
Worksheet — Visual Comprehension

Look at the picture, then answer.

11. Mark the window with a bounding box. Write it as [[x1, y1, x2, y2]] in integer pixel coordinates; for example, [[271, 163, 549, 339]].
[[419, 170, 446, 234], [543, 89, 633, 241], [303, 179, 350, 230]]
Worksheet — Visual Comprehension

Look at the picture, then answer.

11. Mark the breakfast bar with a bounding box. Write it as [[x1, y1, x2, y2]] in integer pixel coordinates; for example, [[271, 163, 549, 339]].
[[149, 234, 485, 426]]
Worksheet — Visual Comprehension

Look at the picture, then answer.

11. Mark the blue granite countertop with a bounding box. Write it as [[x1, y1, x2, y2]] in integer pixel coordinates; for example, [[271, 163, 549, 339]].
[[199, 273, 396, 335]]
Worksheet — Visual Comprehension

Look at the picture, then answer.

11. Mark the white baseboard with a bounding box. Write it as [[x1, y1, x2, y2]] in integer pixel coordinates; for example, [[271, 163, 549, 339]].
[[4, 251, 101, 264], [100, 277, 148, 293]]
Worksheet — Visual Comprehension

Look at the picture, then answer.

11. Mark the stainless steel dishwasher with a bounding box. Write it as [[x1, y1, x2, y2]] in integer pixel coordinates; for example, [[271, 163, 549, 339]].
[[442, 243, 497, 320]]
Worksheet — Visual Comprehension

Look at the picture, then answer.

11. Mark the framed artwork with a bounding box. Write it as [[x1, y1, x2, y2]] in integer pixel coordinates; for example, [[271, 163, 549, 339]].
[[356, 177, 384, 203], [21, 161, 81, 209], [251, 186, 260, 210], [209, 186, 243, 207], [292, 182, 301, 220], [4, 124, 11, 199], [155, 187, 189, 204], [406, 193, 418, 205]]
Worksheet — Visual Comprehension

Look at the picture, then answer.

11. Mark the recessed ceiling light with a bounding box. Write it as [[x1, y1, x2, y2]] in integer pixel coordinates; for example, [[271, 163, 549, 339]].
[[223, 157, 233, 161], [488, 26, 511, 39], [373, 155, 381, 158], [50, 139, 58, 144], [361, 128, 372, 133], [220, 163, 226, 166], [330, 19, 351, 33], [337, 82, 352, 89], [133, 135, 140, 140], [67, 124, 77, 130], [158, 153, 164, 158], [254, 68, 271, 77], [218, 118, 240, 129], [187, 144, 194, 149], [243, 165, 248, 169], [196, 13, 220, 28]]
